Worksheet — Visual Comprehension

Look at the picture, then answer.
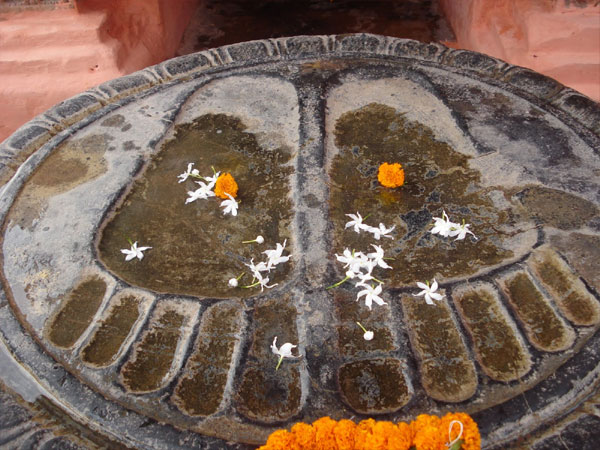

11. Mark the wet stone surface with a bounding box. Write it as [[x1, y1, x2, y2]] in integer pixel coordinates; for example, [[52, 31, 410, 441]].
[[1, 35, 600, 448]]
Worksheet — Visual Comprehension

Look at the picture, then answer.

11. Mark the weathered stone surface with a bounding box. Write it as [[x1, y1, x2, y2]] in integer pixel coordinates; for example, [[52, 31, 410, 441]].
[[453, 283, 532, 382], [498, 271, 576, 352], [0, 35, 599, 448]]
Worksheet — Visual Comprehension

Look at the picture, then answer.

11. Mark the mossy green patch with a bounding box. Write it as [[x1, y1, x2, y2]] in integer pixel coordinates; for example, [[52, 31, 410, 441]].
[[235, 365, 301, 423], [46, 276, 107, 349], [528, 249, 600, 326], [455, 288, 531, 382], [98, 114, 293, 298], [338, 358, 410, 414], [501, 272, 574, 352], [330, 103, 512, 286], [81, 295, 141, 366], [120, 309, 185, 392], [173, 302, 242, 416], [401, 295, 477, 402]]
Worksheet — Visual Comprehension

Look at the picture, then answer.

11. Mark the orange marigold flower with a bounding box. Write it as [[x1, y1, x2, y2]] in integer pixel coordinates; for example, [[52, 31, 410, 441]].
[[333, 419, 356, 450], [366, 421, 395, 450], [354, 418, 377, 450], [214, 172, 238, 199], [378, 162, 405, 188], [313, 417, 337, 450], [388, 421, 413, 450], [291, 422, 316, 450], [441, 412, 481, 450], [411, 415, 445, 450], [258, 429, 298, 450]]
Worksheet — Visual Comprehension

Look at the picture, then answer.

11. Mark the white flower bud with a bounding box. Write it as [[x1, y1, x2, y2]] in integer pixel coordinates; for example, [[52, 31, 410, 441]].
[[228, 278, 238, 287], [256, 235, 264, 244], [363, 331, 374, 341]]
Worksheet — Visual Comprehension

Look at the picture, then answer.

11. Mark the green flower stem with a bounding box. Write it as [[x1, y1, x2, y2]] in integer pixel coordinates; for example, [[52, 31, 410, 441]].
[[126, 237, 133, 246], [275, 355, 284, 371], [242, 280, 260, 289], [448, 439, 463, 450], [326, 276, 350, 289], [356, 322, 368, 333]]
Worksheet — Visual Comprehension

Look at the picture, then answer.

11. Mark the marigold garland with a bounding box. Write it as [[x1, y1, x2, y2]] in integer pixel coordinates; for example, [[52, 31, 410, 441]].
[[214, 172, 238, 199], [257, 414, 480, 450], [377, 162, 405, 188]]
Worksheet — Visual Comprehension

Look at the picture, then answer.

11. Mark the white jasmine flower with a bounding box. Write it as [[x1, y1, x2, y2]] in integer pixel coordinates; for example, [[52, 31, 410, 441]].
[[356, 322, 374, 341], [356, 283, 387, 310], [228, 278, 238, 287], [355, 270, 378, 288], [345, 212, 370, 233], [336, 248, 369, 274], [257, 276, 278, 292], [243, 235, 264, 244], [430, 210, 456, 237], [203, 170, 221, 188], [220, 193, 239, 216], [121, 241, 151, 261], [263, 240, 290, 270], [245, 258, 268, 280], [177, 162, 200, 183], [415, 279, 444, 305], [185, 181, 215, 203], [450, 221, 477, 241], [271, 336, 297, 370], [366, 223, 395, 240], [367, 244, 392, 269]]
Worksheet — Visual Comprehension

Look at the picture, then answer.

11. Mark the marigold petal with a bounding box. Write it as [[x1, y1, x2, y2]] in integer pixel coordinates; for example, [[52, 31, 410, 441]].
[[214, 172, 238, 199], [333, 419, 356, 450], [291, 422, 316, 450], [377, 162, 405, 188]]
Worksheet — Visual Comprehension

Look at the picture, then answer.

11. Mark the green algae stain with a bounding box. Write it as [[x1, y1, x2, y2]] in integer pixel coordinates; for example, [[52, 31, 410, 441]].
[[235, 365, 302, 423], [46, 276, 107, 349], [455, 288, 531, 382], [338, 358, 410, 414], [120, 308, 185, 392], [97, 114, 293, 298], [173, 302, 243, 416], [528, 249, 600, 326], [401, 295, 477, 403], [80, 295, 142, 367], [501, 272, 574, 352], [330, 103, 512, 286]]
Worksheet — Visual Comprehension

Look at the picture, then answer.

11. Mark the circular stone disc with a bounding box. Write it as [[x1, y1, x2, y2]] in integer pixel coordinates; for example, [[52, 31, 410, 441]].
[[1, 35, 600, 449]]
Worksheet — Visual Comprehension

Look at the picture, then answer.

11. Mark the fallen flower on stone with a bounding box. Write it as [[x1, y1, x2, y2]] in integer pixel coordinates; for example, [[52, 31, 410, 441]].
[[214, 172, 238, 199], [335, 248, 369, 274], [244, 258, 268, 280], [356, 322, 374, 341], [415, 279, 444, 305], [228, 272, 245, 288], [185, 181, 215, 203], [345, 212, 370, 233], [271, 336, 297, 370], [357, 283, 386, 310], [177, 162, 200, 183], [220, 193, 239, 216], [450, 220, 477, 241], [430, 210, 455, 237], [365, 223, 395, 240], [377, 162, 405, 188], [367, 244, 392, 269], [243, 235, 264, 244], [263, 239, 291, 270], [121, 241, 151, 261]]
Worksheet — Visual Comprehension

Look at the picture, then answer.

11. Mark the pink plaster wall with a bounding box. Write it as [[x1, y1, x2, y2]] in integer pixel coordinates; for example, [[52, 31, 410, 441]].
[[440, 0, 600, 101], [0, 0, 198, 144]]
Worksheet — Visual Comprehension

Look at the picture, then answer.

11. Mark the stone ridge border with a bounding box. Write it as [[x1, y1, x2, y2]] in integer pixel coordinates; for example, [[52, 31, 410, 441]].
[[1, 33, 599, 190], [0, 33, 599, 450]]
